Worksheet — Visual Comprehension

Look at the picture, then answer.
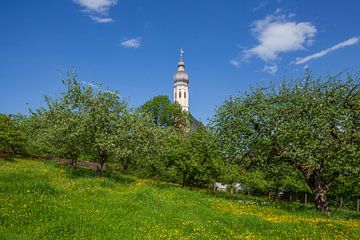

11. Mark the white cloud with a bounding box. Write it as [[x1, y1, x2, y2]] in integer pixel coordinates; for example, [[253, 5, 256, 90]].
[[253, 1, 268, 12], [73, 0, 118, 23], [274, 8, 281, 15], [89, 15, 113, 23], [121, 38, 141, 48], [73, 0, 117, 14], [244, 14, 317, 62], [295, 37, 359, 64], [263, 64, 278, 74], [229, 59, 241, 68], [81, 81, 98, 88]]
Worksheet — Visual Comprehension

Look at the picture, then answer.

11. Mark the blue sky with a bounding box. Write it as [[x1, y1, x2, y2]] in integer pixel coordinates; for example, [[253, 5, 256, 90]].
[[1, 0, 359, 123]]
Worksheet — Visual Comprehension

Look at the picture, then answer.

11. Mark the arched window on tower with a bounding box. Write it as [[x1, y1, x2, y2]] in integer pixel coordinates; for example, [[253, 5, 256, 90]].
[[179, 91, 182, 98], [184, 91, 186, 98], [175, 92, 177, 99]]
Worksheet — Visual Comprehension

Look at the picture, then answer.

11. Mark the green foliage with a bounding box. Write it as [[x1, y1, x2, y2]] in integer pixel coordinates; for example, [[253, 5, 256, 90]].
[[0, 114, 26, 156], [237, 163, 309, 196], [211, 71, 360, 211], [22, 72, 216, 184], [163, 127, 223, 187], [80, 85, 127, 171], [140, 95, 188, 132], [329, 174, 360, 209], [112, 112, 163, 174], [28, 70, 128, 173]]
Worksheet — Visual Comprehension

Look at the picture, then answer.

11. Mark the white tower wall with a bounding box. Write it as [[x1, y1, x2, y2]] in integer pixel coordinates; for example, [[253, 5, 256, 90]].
[[173, 49, 189, 112], [174, 83, 189, 112]]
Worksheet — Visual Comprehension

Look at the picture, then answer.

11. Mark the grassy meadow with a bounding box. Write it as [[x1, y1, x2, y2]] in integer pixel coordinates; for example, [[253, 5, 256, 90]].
[[1, 158, 360, 239]]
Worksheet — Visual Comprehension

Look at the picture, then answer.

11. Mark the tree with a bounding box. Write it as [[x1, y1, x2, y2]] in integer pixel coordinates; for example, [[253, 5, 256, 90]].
[[140, 95, 188, 132], [35, 100, 86, 165], [113, 112, 163, 174], [211, 72, 360, 212], [165, 127, 223, 187], [74, 81, 127, 174], [27, 71, 92, 164], [0, 114, 26, 156], [232, 163, 308, 198], [29, 70, 128, 174], [328, 173, 360, 209]]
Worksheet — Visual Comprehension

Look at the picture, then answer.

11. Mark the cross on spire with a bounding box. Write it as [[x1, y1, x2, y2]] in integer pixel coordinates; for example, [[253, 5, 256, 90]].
[[180, 48, 184, 61]]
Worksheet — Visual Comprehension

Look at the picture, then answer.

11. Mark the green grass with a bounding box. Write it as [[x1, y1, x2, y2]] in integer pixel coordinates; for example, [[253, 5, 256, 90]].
[[1, 158, 359, 239]]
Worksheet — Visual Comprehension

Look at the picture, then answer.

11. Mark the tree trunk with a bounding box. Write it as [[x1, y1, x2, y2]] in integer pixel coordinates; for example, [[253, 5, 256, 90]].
[[70, 155, 77, 168], [182, 172, 187, 187], [308, 171, 338, 213], [340, 197, 343, 209], [286, 157, 339, 213], [122, 158, 130, 174], [274, 186, 280, 201], [314, 188, 329, 212], [96, 153, 107, 176]]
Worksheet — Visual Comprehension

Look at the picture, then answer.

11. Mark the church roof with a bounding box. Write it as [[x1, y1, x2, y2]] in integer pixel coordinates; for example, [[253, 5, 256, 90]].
[[189, 112, 202, 132]]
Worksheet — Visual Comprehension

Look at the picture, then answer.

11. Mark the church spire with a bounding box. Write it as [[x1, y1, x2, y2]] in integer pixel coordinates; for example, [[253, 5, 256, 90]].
[[173, 48, 189, 112]]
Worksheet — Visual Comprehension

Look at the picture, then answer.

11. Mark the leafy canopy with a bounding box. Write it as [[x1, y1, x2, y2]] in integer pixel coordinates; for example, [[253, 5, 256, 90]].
[[211, 71, 360, 211]]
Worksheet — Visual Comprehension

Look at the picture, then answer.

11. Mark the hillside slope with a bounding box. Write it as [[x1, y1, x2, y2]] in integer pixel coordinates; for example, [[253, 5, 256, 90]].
[[1, 159, 359, 239]]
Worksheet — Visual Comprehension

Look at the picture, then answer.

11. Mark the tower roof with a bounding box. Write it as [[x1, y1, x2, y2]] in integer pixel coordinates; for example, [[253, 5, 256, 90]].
[[173, 48, 189, 82]]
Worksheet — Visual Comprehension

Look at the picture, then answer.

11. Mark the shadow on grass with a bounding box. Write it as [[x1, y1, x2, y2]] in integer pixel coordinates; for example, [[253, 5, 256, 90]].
[[44, 161, 96, 179], [276, 200, 316, 212], [204, 190, 269, 203], [52, 161, 135, 185], [0, 168, 62, 197], [334, 209, 360, 220], [150, 182, 179, 190], [0, 156, 17, 162], [66, 166, 97, 178], [204, 190, 360, 220], [103, 172, 136, 185], [205, 191, 320, 212]]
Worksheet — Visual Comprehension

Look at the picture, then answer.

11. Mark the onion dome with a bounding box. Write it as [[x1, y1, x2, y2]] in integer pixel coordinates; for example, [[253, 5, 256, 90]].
[[173, 48, 189, 83]]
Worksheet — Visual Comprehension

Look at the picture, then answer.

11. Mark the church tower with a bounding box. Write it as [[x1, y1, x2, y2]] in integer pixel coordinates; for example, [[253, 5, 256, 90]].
[[173, 49, 189, 112]]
